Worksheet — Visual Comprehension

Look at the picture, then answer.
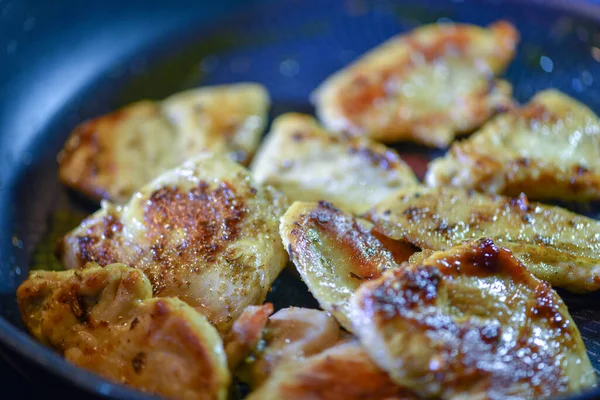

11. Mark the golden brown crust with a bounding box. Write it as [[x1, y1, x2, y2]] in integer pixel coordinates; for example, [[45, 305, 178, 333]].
[[280, 201, 405, 331], [366, 186, 600, 292], [246, 342, 418, 400], [313, 21, 518, 147], [426, 90, 600, 201], [57, 153, 288, 333], [251, 113, 417, 213], [58, 84, 270, 203], [351, 239, 596, 399], [17, 264, 230, 400]]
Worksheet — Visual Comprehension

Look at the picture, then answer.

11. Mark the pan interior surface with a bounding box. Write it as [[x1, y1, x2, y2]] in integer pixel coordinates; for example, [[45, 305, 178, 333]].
[[1, 0, 600, 398]]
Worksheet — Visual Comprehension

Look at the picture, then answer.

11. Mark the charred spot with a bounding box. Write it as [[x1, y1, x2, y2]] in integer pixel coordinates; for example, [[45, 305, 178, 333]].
[[348, 145, 398, 170], [132, 352, 146, 374], [69, 295, 89, 324], [404, 266, 440, 303], [462, 239, 529, 284], [521, 213, 534, 224], [515, 157, 530, 167], [77, 235, 99, 262], [383, 209, 391, 216], [349, 271, 375, 281], [575, 164, 589, 176], [435, 220, 456, 235], [369, 267, 440, 319], [529, 283, 570, 333], [317, 201, 337, 211], [292, 130, 307, 141], [286, 243, 296, 260], [130, 317, 140, 331], [102, 214, 123, 239], [480, 323, 501, 344], [468, 238, 501, 272], [289, 228, 301, 237], [402, 206, 428, 222], [315, 211, 331, 224]]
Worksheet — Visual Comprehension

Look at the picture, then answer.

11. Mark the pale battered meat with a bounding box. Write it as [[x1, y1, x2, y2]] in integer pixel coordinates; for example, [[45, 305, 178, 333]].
[[246, 341, 418, 400], [17, 264, 230, 400], [251, 113, 417, 213], [280, 201, 416, 331], [427, 90, 600, 201], [366, 186, 600, 292], [234, 307, 341, 388], [351, 239, 596, 399], [58, 83, 269, 203], [313, 21, 518, 147], [56, 153, 288, 333]]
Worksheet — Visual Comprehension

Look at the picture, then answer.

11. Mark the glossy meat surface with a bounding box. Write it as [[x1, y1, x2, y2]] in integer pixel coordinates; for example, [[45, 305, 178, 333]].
[[251, 113, 417, 213], [57, 153, 288, 333], [351, 239, 596, 399], [246, 341, 418, 400], [366, 186, 600, 292], [17, 264, 230, 400], [59, 83, 269, 203], [313, 21, 518, 147], [280, 201, 415, 331], [233, 306, 341, 388], [427, 90, 600, 201]]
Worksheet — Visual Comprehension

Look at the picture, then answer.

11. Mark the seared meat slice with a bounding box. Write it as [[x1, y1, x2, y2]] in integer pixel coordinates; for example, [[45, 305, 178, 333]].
[[352, 239, 596, 399], [57, 153, 288, 333], [313, 21, 518, 147], [231, 306, 341, 388], [366, 186, 600, 292], [427, 90, 600, 201], [17, 263, 230, 400], [251, 113, 417, 214], [246, 341, 418, 400], [59, 83, 269, 203], [280, 201, 416, 331]]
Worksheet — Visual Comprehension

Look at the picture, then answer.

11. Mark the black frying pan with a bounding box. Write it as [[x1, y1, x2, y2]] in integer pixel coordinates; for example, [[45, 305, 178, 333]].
[[2, 0, 600, 398]]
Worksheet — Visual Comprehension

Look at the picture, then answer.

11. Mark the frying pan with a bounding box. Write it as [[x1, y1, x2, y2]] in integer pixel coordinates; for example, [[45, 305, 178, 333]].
[[2, 0, 600, 398]]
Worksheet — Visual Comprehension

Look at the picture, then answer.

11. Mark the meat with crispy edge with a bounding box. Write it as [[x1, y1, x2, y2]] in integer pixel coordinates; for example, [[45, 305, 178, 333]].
[[17, 263, 230, 400], [351, 239, 596, 399], [57, 153, 288, 333]]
